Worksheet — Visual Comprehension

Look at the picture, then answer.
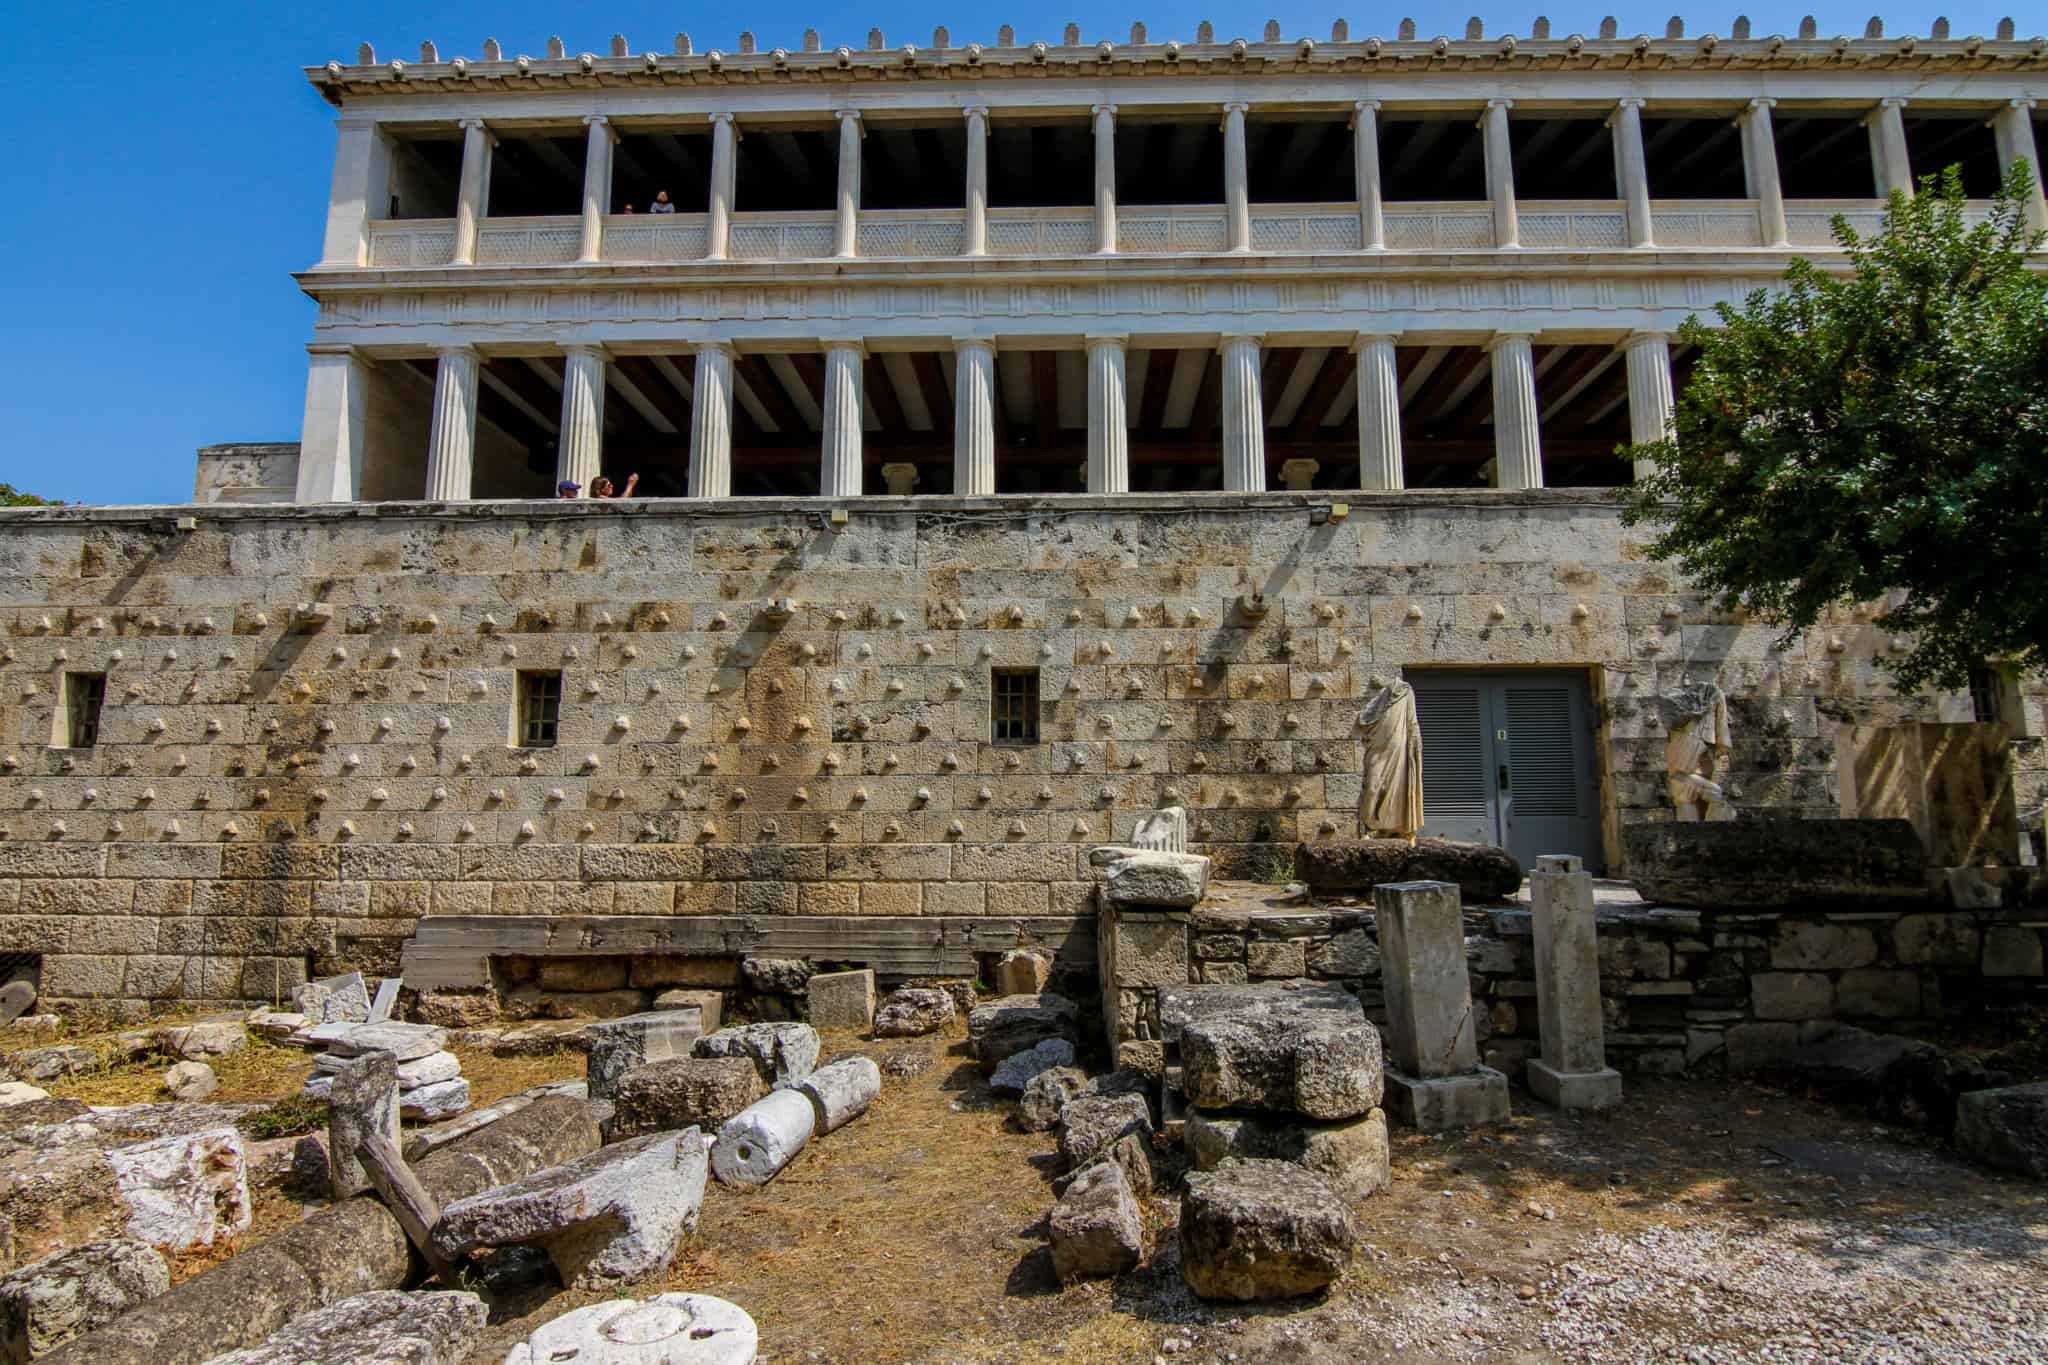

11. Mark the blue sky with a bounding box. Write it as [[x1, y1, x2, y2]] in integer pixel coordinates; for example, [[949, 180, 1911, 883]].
[[0, 3, 2027, 505]]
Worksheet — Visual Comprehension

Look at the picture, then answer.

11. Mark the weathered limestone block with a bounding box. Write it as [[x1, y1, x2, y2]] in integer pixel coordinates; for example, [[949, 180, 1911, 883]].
[[1752, 972, 1835, 1021], [1049, 1160, 1144, 1280], [1770, 920, 1879, 971], [710, 1090, 815, 1187], [0, 1239, 168, 1365], [1528, 855, 1623, 1110], [1183, 1108, 1391, 1203], [244, 1012, 307, 1042], [206, 1291, 486, 1365], [651, 989, 724, 1032], [289, 973, 370, 1026], [435, 1131, 707, 1288], [1955, 1083, 2048, 1179], [4, 1050, 98, 1086], [1158, 980, 1363, 1047], [967, 994, 1079, 1067], [990, 1039, 1076, 1096], [1099, 850, 1211, 908], [584, 1011, 706, 1102], [1057, 1093, 1156, 1194], [1984, 926, 2047, 977], [327, 1022, 447, 1063], [399, 1079, 471, 1121], [604, 1058, 764, 1143], [106, 1128, 251, 1251], [504, 1295, 758, 1365], [1016, 1066, 1090, 1133], [325, 1051, 399, 1200], [994, 949, 1052, 996], [1179, 1159, 1355, 1301], [163, 1063, 216, 1103], [873, 987, 954, 1037], [1376, 881, 1510, 1131], [0, 1084, 49, 1107], [154, 1021, 246, 1063], [806, 969, 875, 1030], [692, 1023, 820, 1088], [1622, 819, 1927, 907], [1892, 913, 1983, 966], [741, 959, 813, 994], [1179, 1013, 1383, 1121], [1296, 838, 1521, 903], [797, 1056, 880, 1134]]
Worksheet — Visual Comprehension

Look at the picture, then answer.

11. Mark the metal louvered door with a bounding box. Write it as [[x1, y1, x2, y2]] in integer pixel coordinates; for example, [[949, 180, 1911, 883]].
[[1411, 671, 1602, 873]]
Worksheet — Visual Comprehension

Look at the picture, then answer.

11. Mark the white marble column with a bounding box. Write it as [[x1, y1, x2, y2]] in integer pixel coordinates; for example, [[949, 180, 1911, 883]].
[[1085, 336, 1130, 494], [578, 115, 613, 264], [833, 110, 862, 259], [296, 345, 369, 502], [1354, 333, 1405, 490], [1092, 103, 1118, 254], [1992, 99, 2047, 233], [1482, 98, 1519, 248], [1353, 100, 1385, 250], [1219, 336, 1267, 492], [820, 341, 865, 496], [1612, 97, 1654, 248], [1739, 98, 1789, 247], [1869, 96, 1914, 198], [451, 119, 492, 266], [424, 345, 482, 500], [963, 106, 990, 256], [1623, 332, 1676, 482], [1223, 101, 1252, 252], [688, 341, 735, 498], [953, 339, 997, 495], [320, 117, 389, 267], [704, 113, 738, 260], [1487, 332, 1543, 490], [557, 345, 607, 491]]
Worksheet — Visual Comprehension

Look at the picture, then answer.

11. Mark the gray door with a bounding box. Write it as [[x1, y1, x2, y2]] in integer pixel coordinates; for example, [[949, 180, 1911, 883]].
[[1409, 670, 1602, 872]]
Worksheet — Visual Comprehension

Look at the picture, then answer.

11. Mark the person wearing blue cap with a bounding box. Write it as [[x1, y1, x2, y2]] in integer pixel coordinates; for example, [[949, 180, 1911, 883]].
[[556, 480, 580, 498]]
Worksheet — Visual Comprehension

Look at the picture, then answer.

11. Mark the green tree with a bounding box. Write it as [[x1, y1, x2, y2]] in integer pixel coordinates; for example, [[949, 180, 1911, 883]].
[[1620, 162, 2048, 693], [0, 485, 59, 507]]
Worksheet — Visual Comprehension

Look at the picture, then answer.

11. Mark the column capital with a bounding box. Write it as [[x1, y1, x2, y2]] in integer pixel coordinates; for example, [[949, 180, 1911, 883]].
[[835, 108, 863, 124], [2007, 97, 2040, 113], [560, 342, 610, 360], [1353, 98, 1382, 113], [307, 342, 368, 360], [1091, 102, 1117, 117], [1084, 333, 1128, 348], [708, 111, 737, 126], [1614, 96, 1646, 111], [1485, 97, 1514, 111], [457, 117, 489, 131], [1484, 330, 1537, 352], [434, 343, 484, 361], [1877, 95, 1909, 109], [953, 336, 995, 353], [822, 338, 867, 358], [1221, 100, 1250, 115], [962, 103, 990, 119], [582, 114, 611, 130], [695, 338, 736, 355], [1217, 333, 1263, 350], [1622, 330, 1673, 349], [1350, 331, 1401, 350], [1745, 96, 1777, 113]]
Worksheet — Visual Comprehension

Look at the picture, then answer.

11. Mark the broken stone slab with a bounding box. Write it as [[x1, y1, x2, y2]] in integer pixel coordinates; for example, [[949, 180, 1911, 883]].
[[1157, 981, 1362, 1048], [1097, 848, 1212, 908], [0, 1238, 167, 1365], [605, 1058, 763, 1144], [1621, 818, 1929, 908], [395, 1051, 462, 1090], [651, 989, 724, 1032], [4, 1048, 98, 1086], [327, 1022, 449, 1063], [805, 969, 875, 1031], [1057, 1092, 1157, 1194], [873, 987, 954, 1037], [710, 1090, 815, 1188], [1016, 1066, 1090, 1133], [0, 1084, 49, 1107], [1955, 1082, 2048, 1180], [1384, 1067, 1512, 1132], [291, 973, 372, 1026], [436, 1130, 708, 1288], [797, 1057, 880, 1135], [584, 1011, 706, 1102], [205, 1290, 487, 1365], [1295, 837, 1522, 903], [326, 1051, 400, 1200], [1179, 1159, 1356, 1301], [0, 983, 34, 1027], [1049, 1160, 1143, 1281], [990, 1039, 1076, 1096], [244, 1012, 307, 1042], [504, 1294, 758, 1365], [966, 994, 1080, 1067], [399, 1079, 471, 1122], [106, 1128, 251, 1251], [365, 978, 400, 1025], [740, 958, 812, 994], [154, 1021, 246, 1063], [492, 1022, 594, 1058], [163, 1062, 216, 1103], [691, 1023, 819, 1089], [404, 1081, 587, 1162], [1184, 1108, 1392, 1203], [994, 949, 1052, 997], [1765, 1025, 2009, 1133], [1180, 1013, 1384, 1122]]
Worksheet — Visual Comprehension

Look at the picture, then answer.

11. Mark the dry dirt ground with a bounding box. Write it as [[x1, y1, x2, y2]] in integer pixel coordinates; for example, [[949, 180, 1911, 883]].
[[26, 1025, 2048, 1364]]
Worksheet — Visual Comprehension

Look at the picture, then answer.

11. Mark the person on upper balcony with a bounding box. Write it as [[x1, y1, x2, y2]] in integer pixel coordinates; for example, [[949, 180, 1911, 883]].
[[590, 473, 639, 498], [649, 191, 676, 215]]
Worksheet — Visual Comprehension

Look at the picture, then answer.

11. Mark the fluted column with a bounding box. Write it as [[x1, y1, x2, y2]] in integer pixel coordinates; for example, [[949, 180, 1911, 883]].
[[451, 119, 492, 266], [1992, 99, 2047, 233], [1624, 333, 1676, 482], [963, 106, 990, 256], [423, 345, 482, 500], [704, 113, 738, 260], [296, 345, 368, 502], [953, 339, 997, 495], [1353, 100, 1385, 249], [820, 341, 865, 496], [557, 344, 607, 492], [1482, 98, 1519, 248], [833, 110, 862, 259], [1487, 333, 1543, 490], [1354, 333, 1404, 490], [1740, 98, 1789, 247], [1219, 336, 1267, 492], [1869, 96, 1914, 198], [578, 115, 613, 264], [1092, 103, 1118, 254], [688, 341, 735, 497], [1612, 97, 1654, 248], [1223, 102, 1252, 252], [1085, 336, 1130, 494]]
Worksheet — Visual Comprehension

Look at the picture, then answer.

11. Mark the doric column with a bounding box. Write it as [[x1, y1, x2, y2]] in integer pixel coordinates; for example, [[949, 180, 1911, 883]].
[[1223, 102, 1252, 252], [1612, 97, 1654, 248], [953, 339, 997, 495], [1353, 100, 1385, 249], [962, 106, 990, 256], [423, 345, 482, 500], [1092, 103, 1118, 254], [1219, 335, 1267, 492], [687, 341, 735, 497], [704, 113, 738, 260], [1623, 332, 1676, 482], [1354, 333, 1405, 490], [578, 115, 613, 264], [1085, 336, 1130, 494], [296, 345, 369, 502], [1992, 99, 2047, 233], [320, 117, 389, 267], [833, 110, 862, 259], [820, 341, 865, 496], [1486, 332, 1543, 490], [1482, 98, 1519, 248], [1869, 96, 1914, 198], [451, 119, 492, 266], [1739, 98, 1789, 247], [557, 344, 607, 491]]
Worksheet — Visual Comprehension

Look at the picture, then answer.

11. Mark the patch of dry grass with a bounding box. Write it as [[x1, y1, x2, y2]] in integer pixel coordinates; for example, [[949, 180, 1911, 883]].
[[43, 1037, 315, 1107], [451, 1047, 584, 1107]]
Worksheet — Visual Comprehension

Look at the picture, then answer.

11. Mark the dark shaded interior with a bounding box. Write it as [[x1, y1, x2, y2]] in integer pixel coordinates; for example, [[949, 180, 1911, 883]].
[[611, 130, 712, 213], [1771, 115, 1880, 198], [1246, 117, 1355, 202], [863, 122, 968, 209], [734, 127, 839, 211], [1116, 119, 1225, 205], [985, 121, 1093, 207], [385, 133, 462, 219], [485, 134, 588, 217], [1642, 116, 1749, 198], [1509, 117, 1617, 198], [1902, 113, 2006, 197], [1379, 117, 1487, 200]]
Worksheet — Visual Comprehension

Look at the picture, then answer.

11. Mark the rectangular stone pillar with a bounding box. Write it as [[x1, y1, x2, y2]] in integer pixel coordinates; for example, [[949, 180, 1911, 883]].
[[1739, 98, 1789, 248], [296, 345, 368, 502], [1353, 100, 1385, 250], [1992, 99, 2046, 233], [687, 341, 735, 497], [556, 344, 607, 492], [953, 339, 997, 495], [1222, 101, 1251, 252], [1624, 332, 1675, 481], [319, 116, 389, 268], [1374, 880, 1510, 1130], [1528, 855, 1623, 1109], [833, 110, 862, 259], [962, 105, 990, 256], [578, 115, 613, 264], [423, 345, 481, 500], [451, 119, 491, 266], [1354, 333, 1404, 489], [820, 341, 865, 496], [1481, 98, 1519, 248], [704, 113, 737, 260], [1487, 332, 1542, 490], [1219, 335, 1266, 492], [1085, 336, 1129, 493], [327, 1049, 400, 1199], [1611, 97, 1654, 248], [1092, 103, 1118, 254], [1869, 96, 1913, 198]]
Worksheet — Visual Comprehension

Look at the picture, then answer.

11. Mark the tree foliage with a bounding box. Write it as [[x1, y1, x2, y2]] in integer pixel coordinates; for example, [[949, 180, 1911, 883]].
[[0, 484, 59, 507], [1620, 162, 2048, 693]]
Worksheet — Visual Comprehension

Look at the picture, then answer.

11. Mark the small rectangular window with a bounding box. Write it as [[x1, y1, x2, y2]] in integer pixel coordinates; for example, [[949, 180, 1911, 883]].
[[991, 668, 1041, 744], [516, 670, 562, 748], [1967, 667, 2000, 725], [64, 673, 106, 749]]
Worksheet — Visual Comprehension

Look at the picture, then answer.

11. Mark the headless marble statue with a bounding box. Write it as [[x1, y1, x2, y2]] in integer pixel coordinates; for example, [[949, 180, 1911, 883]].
[[1360, 674, 1424, 840], [1661, 681, 1735, 822]]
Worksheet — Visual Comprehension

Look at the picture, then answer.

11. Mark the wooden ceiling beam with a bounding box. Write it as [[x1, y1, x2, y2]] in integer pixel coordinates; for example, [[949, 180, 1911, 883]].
[[1286, 347, 1355, 442]]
